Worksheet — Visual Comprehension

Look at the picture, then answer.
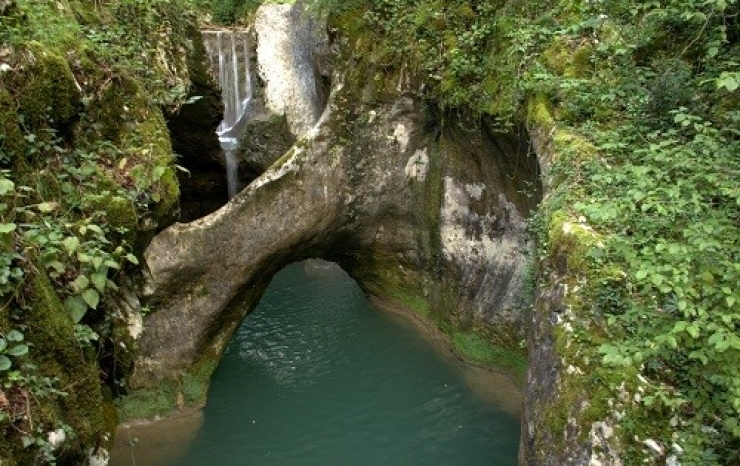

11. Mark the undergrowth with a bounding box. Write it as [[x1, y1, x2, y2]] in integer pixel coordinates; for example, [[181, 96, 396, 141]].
[[0, 0, 196, 462]]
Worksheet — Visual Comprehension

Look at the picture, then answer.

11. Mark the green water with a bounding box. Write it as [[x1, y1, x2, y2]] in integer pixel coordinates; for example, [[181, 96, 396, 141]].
[[117, 261, 521, 465]]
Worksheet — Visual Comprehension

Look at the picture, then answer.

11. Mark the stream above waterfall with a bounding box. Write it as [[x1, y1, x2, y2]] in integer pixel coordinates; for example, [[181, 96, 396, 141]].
[[112, 261, 522, 465]]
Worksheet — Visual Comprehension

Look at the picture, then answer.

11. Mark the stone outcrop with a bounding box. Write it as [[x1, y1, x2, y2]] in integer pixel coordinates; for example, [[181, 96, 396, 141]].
[[239, 2, 329, 176], [519, 106, 624, 466], [182, 3, 329, 217], [253, 2, 329, 137], [128, 3, 540, 413]]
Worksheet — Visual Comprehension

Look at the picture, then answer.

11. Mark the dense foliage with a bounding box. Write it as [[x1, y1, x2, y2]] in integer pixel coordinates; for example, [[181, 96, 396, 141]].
[[523, 2, 739, 463], [0, 0, 194, 462], [187, 0, 262, 24]]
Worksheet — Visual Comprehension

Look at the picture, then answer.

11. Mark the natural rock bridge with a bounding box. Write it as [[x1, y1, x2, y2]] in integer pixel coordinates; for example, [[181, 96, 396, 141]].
[[127, 2, 541, 421]]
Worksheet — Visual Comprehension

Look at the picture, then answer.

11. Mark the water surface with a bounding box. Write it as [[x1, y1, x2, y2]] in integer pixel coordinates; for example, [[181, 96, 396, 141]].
[[114, 261, 521, 466]]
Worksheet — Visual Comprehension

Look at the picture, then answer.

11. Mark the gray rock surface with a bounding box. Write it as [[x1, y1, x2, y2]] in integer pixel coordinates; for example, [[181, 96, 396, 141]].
[[254, 2, 328, 137], [133, 82, 539, 397], [130, 6, 541, 428]]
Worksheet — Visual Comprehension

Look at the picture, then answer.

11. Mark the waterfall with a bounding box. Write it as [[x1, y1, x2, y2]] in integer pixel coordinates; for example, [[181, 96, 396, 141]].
[[202, 29, 253, 198]]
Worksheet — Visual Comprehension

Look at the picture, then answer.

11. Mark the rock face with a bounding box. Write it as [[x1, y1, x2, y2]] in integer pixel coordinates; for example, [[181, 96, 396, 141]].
[[129, 2, 540, 420], [164, 23, 225, 222], [519, 116, 624, 466], [254, 2, 329, 137], [182, 3, 328, 217]]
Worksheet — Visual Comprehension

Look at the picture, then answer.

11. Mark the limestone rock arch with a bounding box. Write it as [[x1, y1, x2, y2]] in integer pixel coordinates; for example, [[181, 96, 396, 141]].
[[127, 3, 541, 414]]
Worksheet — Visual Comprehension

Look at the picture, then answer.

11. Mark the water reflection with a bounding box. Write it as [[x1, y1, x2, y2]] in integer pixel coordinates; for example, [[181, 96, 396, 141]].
[[110, 261, 521, 466]]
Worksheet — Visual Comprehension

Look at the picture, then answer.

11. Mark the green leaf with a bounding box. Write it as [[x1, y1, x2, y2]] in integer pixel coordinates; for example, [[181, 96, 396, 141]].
[[104, 259, 120, 269], [82, 288, 100, 309], [7, 344, 28, 357], [36, 202, 57, 213], [91, 273, 107, 293], [717, 72, 739, 92], [673, 321, 688, 333], [0, 355, 11, 371], [71, 275, 90, 292], [92, 256, 104, 270], [708, 332, 724, 346], [0, 178, 15, 196], [0, 223, 16, 234], [0, 179, 15, 195], [63, 236, 80, 254], [6, 330, 23, 342], [21, 435, 34, 448], [125, 253, 139, 265], [87, 224, 104, 236], [47, 261, 66, 274], [64, 296, 88, 324], [0, 338, 6, 352]]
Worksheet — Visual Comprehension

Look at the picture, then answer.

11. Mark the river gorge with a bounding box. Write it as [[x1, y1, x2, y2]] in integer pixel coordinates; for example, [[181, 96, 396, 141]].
[[3, 0, 730, 464]]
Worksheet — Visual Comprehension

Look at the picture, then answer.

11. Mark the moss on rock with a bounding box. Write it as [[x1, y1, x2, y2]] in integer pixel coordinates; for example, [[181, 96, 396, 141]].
[[116, 356, 219, 423], [14, 42, 81, 134], [0, 96, 25, 168], [0, 268, 113, 465], [452, 331, 527, 380]]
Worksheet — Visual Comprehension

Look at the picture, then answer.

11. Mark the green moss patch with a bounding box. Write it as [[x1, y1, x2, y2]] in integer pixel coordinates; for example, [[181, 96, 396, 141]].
[[0, 268, 111, 464], [452, 331, 526, 381], [117, 356, 220, 423], [115, 383, 180, 423], [15, 43, 81, 132]]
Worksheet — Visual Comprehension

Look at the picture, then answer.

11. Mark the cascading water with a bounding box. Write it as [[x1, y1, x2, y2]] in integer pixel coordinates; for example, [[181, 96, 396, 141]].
[[202, 30, 253, 198]]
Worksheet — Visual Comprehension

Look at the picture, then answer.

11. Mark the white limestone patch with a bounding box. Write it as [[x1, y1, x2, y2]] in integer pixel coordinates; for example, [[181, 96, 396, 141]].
[[47, 428, 66, 449], [465, 183, 485, 200], [440, 177, 520, 262], [255, 2, 325, 136], [128, 312, 143, 340], [249, 147, 301, 192], [643, 439, 664, 456], [404, 149, 429, 182], [393, 122, 411, 153], [587, 421, 622, 466], [88, 446, 109, 466], [439, 177, 529, 312]]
